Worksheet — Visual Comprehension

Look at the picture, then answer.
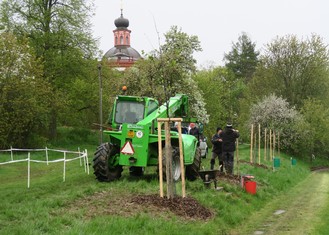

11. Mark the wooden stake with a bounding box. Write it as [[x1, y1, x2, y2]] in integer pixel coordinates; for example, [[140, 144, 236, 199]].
[[264, 128, 267, 161], [273, 131, 275, 157], [269, 129, 272, 161], [258, 124, 261, 165], [236, 138, 240, 177], [254, 133, 257, 162], [157, 122, 163, 198], [278, 131, 280, 157], [157, 118, 185, 199], [250, 124, 253, 163], [164, 121, 174, 199], [177, 121, 186, 198]]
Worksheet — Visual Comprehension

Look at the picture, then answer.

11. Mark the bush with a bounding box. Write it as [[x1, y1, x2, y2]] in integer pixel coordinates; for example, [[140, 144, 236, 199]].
[[51, 127, 99, 147]]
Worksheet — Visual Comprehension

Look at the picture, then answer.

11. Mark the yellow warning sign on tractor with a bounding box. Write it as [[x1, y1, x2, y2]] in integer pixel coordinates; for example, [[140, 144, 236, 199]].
[[127, 130, 135, 138]]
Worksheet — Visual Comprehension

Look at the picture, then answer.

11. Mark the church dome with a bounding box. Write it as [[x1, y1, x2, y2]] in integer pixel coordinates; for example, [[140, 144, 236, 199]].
[[114, 13, 129, 28], [104, 45, 141, 60]]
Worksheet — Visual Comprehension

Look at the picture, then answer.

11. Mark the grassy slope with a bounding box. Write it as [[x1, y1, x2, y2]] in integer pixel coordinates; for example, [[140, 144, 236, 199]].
[[231, 171, 329, 234], [0, 131, 327, 234]]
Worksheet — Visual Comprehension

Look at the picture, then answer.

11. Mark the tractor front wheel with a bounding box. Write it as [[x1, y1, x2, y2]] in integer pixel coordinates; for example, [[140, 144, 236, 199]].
[[93, 143, 123, 182]]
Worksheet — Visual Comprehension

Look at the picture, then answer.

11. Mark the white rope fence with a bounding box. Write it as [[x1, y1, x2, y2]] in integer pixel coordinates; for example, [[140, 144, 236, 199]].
[[0, 147, 89, 188]]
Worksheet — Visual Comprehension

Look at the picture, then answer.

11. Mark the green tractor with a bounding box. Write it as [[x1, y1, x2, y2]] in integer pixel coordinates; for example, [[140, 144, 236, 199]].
[[93, 94, 201, 182]]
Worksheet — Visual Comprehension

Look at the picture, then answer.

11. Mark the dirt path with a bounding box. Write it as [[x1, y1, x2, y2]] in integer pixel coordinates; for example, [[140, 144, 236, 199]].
[[232, 171, 329, 235]]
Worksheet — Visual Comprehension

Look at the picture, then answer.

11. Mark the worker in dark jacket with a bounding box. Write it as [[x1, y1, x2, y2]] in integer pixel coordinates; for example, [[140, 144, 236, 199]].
[[210, 127, 223, 171], [221, 123, 240, 175], [189, 123, 200, 140]]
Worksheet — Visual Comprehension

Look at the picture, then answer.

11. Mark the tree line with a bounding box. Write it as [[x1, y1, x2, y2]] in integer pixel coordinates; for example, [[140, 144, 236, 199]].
[[1, 0, 329, 160]]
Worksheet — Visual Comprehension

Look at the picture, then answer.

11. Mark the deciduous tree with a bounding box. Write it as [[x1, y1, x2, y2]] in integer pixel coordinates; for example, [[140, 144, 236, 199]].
[[0, 32, 51, 148], [255, 34, 329, 109], [0, 0, 98, 139]]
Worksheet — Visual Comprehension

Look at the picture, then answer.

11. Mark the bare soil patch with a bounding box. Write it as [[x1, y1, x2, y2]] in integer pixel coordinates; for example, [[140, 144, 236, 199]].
[[65, 191, 214, 220], [131, 194, 214, 220], [215, 172, 241, 185]]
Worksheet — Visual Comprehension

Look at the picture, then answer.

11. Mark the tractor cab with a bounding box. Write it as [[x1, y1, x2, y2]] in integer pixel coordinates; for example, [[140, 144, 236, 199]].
[[109, 95, 159, 129], [115, 100, 145, 124]]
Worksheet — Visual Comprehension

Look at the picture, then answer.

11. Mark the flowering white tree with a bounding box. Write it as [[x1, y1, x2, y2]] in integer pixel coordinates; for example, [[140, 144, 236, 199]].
[[249, 94, 299, 128], [248, 94, 309, 154]]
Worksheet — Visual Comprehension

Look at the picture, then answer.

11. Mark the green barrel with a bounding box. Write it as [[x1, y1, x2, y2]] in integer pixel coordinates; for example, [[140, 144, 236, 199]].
[[291, 159, 297, 166], [273, 157, 280, 167]]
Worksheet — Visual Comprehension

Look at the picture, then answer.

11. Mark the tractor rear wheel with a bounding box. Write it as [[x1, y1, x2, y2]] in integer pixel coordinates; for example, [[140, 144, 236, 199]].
[[162, 147, 181, 182], [93, 143, 123, 182], [186, 147, 201, 181]]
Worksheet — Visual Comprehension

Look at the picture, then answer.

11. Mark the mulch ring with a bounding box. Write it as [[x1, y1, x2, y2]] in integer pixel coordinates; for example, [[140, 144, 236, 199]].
[[64, 191, 214, 221], [130, 194, 214, 220], [238, 159, 269, 169]]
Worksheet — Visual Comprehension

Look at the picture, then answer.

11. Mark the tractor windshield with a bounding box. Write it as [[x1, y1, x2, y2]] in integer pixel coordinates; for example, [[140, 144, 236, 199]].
[[115, 101, 145, 124]]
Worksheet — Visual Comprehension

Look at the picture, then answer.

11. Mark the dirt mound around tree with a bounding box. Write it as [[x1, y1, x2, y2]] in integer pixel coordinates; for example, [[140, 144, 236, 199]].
[[65, 191, 214, 220], [131, 194, 214, 220]]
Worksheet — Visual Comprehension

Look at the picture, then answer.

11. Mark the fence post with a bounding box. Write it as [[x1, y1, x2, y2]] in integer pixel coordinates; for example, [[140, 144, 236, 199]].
[[63, 152, 66, 182], [85, 149, 89, 175], [78, 147, 82, 166], [83, 149, 87, 173], [10, 146, 13, 161], [27, 152, 30, 189], [46, 146, 49, 165]]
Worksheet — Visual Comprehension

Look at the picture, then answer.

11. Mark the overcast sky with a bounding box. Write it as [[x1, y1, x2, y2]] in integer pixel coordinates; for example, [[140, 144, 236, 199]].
[[91, 0, 328, 68]]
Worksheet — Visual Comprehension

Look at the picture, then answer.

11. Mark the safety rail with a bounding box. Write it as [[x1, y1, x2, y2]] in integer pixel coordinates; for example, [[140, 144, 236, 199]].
[[0, 147, 89, 188]]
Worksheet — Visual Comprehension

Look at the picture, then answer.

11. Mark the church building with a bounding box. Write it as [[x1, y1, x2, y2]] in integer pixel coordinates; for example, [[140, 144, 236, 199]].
[[104, 9, 142, 70]]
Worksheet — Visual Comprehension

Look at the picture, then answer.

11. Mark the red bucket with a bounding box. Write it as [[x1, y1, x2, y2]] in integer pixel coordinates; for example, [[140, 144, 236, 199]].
[[245, 181, 257, 194]]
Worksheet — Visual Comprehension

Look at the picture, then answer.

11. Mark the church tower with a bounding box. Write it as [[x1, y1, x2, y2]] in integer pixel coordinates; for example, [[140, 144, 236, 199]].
[[104, 9, 142, 70]]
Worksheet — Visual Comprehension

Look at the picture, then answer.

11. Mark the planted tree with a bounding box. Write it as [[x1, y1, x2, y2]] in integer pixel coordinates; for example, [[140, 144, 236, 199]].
[[124, 26, 209, 123]]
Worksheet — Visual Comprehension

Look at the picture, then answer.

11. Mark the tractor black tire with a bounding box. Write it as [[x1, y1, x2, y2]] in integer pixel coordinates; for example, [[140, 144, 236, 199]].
[[186, 147, 201, 181], [162, 147, 181, 182], [93, 143, 123, 182], [129, 166, 144, 177]]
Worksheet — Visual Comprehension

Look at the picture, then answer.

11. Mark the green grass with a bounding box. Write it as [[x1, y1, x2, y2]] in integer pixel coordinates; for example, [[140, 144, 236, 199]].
[[0, 128, 328, 234]]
